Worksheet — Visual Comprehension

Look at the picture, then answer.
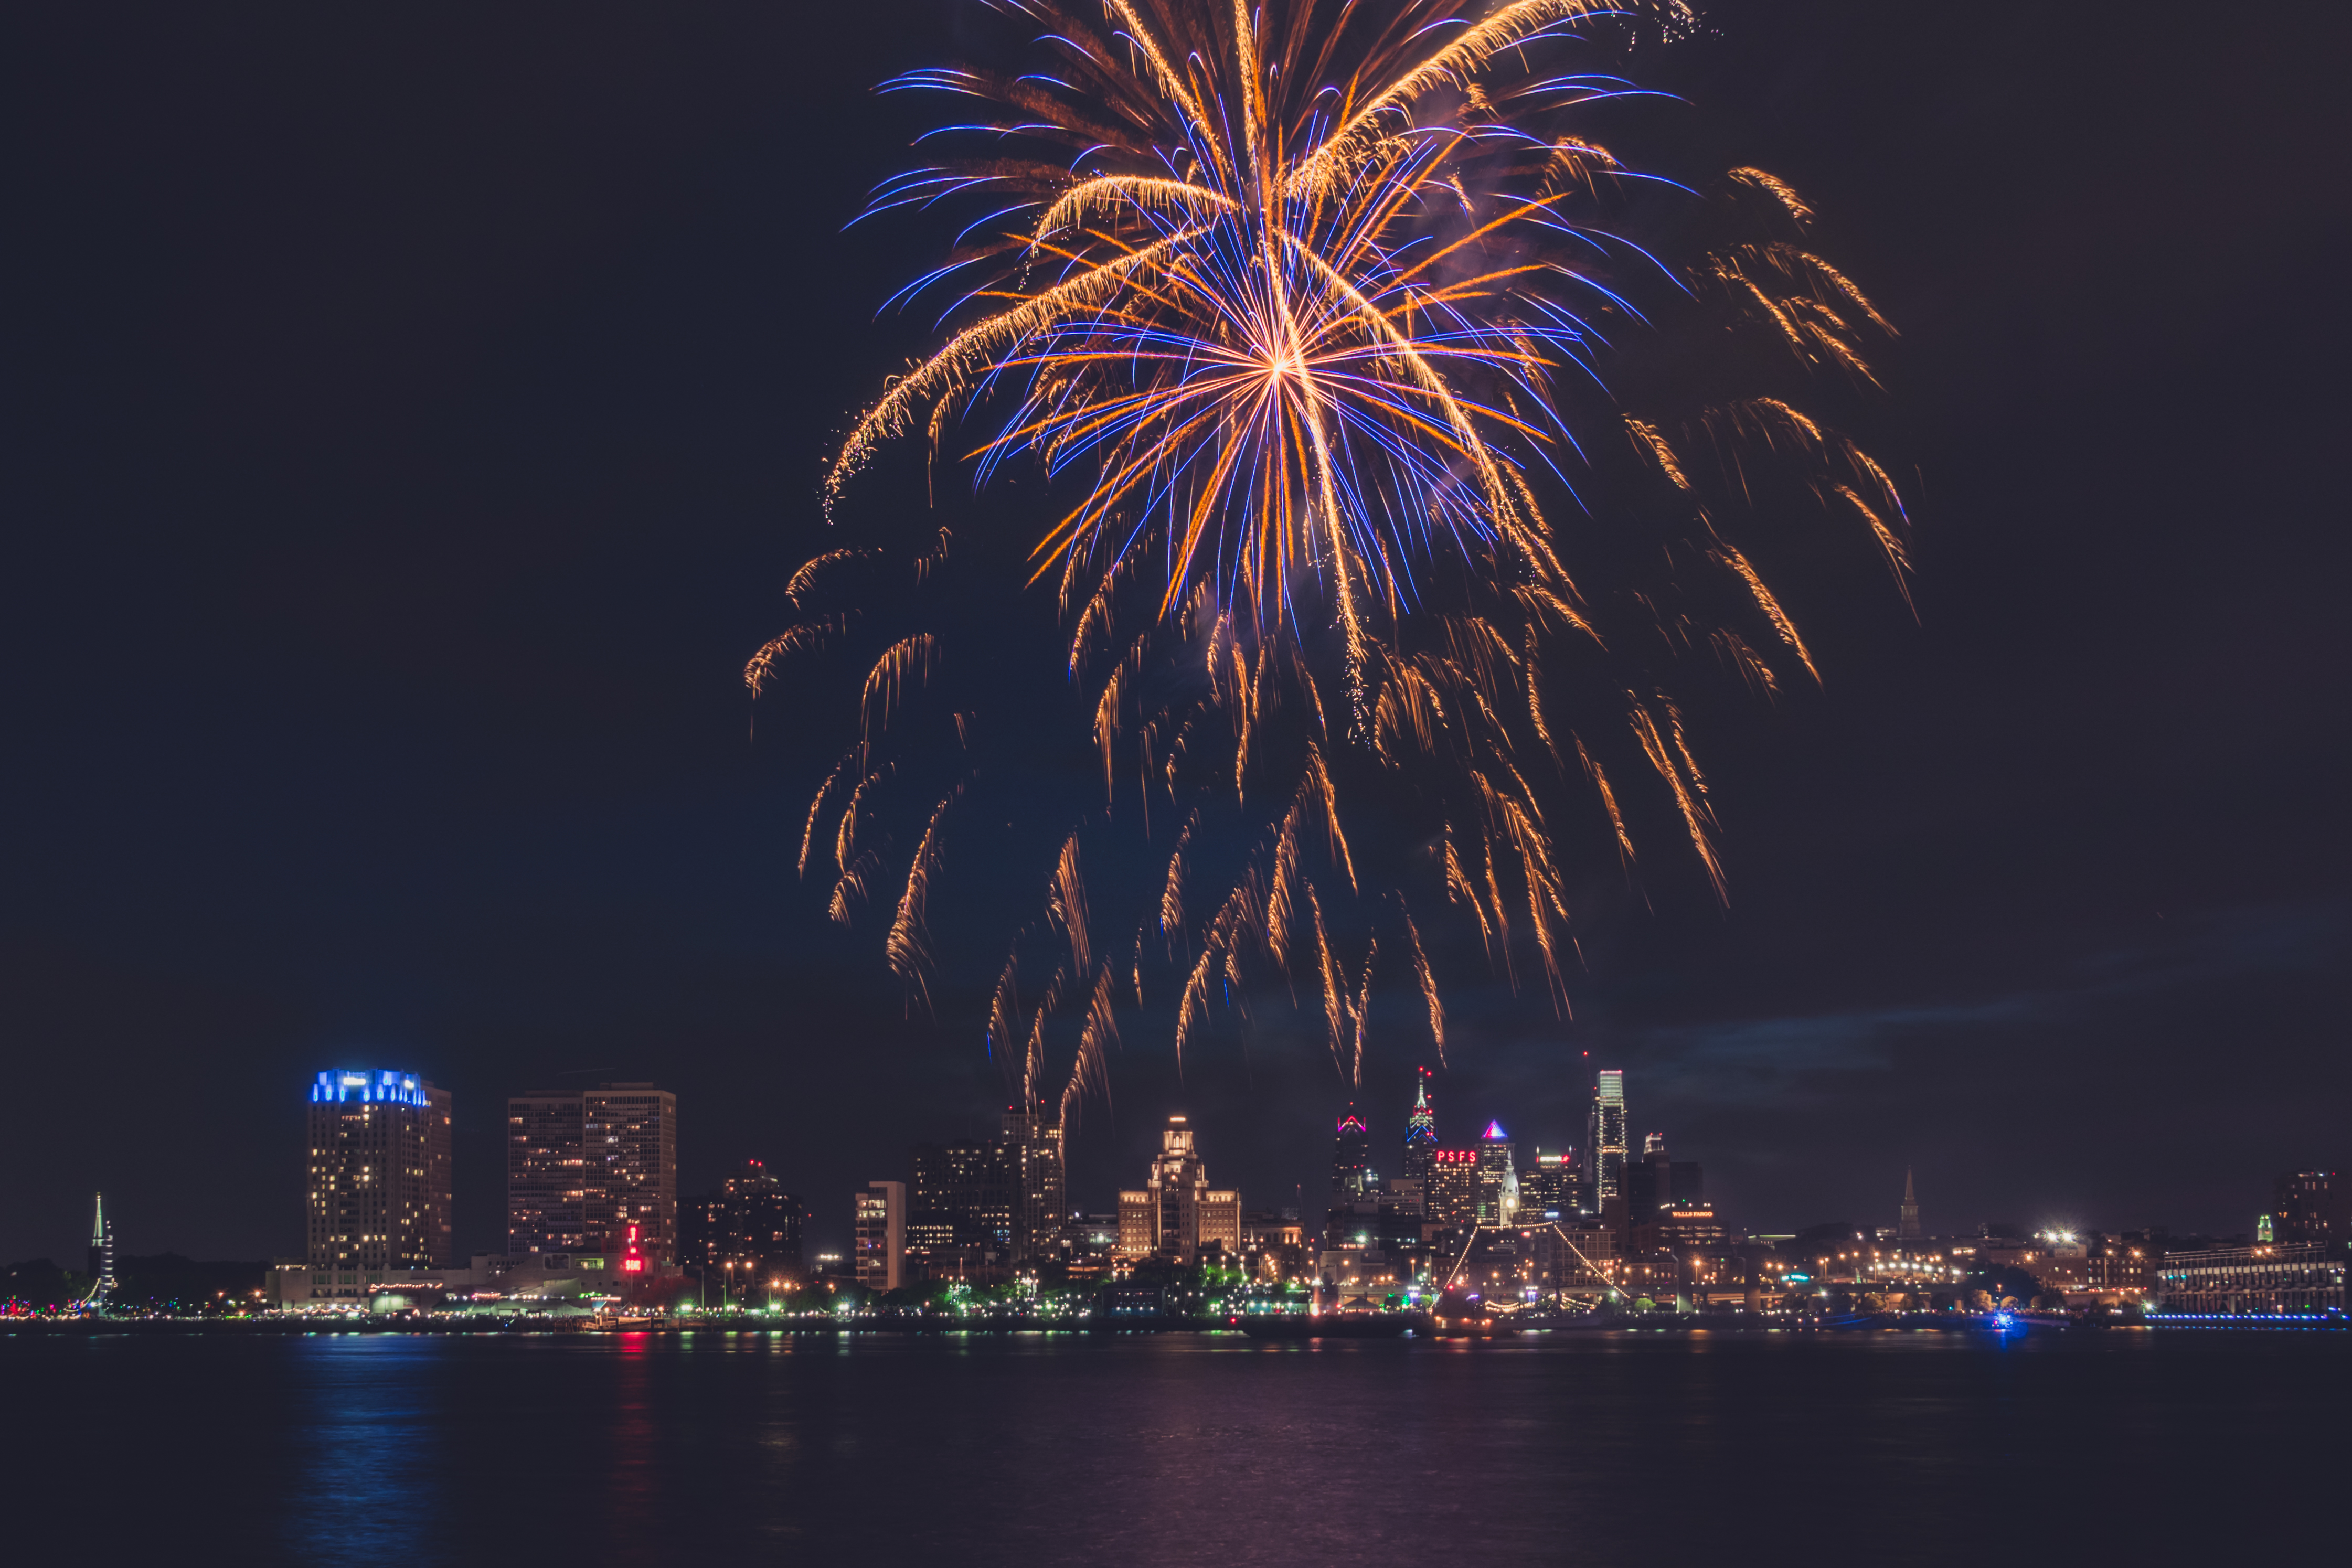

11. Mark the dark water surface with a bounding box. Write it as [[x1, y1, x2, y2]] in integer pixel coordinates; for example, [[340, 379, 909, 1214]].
[[6, 1329, 2339, 1562]]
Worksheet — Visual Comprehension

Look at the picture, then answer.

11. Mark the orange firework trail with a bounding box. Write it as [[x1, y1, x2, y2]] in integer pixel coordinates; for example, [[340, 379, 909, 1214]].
[[753, 0, 1910, 1140]]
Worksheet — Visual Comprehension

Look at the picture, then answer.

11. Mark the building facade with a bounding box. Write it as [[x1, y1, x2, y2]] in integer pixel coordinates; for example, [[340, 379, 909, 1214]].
[[1003, 1106, 1068, 1264], [2151, 1242, 2346, 1317], [1425, 1148, 1480, 1229], [1518, 1150, 1580, 1223], [2275, 1171, 2344, 1247], [1588, 1070, 1627, 1206], [1115, 1114, 1241, 1259], [507, 1083, 677, 1265], [1625, 1137, 1703, 1221], [267, 1249, 677, 1309], [909, 1137, 1020, 1277], [678, 1159, 804, 1288], [854, 1180, 905, 1292], [307, 1069, 454, 1273]]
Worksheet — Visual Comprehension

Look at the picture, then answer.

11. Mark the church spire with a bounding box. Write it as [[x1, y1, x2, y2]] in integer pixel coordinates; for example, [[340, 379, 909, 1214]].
[[1899, 1167, 1922, 1241]]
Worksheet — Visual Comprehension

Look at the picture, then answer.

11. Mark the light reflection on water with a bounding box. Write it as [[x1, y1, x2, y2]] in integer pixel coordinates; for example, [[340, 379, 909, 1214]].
[[9, 1330, 2341, 1564]]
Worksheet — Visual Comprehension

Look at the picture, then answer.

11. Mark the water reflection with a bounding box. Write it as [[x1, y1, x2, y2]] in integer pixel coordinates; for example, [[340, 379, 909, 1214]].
[[11, 1330, 2327, 1566], [282, 1336, 446, 1557]]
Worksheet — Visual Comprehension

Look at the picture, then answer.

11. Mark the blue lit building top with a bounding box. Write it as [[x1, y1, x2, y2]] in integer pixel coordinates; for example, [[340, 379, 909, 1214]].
[[312, 1070, 429, 1107]]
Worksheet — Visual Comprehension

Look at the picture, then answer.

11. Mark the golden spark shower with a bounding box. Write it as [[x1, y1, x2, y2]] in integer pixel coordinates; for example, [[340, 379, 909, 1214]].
[[754, 0, 1910, 1139]]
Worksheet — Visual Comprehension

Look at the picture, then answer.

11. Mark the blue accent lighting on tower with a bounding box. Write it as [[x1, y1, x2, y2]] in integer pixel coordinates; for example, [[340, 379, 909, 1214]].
[[311, 1069, 429, 1107]]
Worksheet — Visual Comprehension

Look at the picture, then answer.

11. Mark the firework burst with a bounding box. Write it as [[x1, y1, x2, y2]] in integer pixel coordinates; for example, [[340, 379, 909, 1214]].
[[758, 0, 1909, 1138]]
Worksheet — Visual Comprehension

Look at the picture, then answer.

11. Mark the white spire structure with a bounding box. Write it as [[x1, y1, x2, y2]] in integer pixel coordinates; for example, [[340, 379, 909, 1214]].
[[83, 1192, 116, 1309]]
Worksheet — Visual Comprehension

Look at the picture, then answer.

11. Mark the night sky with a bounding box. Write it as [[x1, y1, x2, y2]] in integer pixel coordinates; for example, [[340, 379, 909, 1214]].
[[6, 2, 2347, 1267]]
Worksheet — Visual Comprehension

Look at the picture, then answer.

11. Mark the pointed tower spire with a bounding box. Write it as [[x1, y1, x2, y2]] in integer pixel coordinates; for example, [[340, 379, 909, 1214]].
[[1899, 1167, 1922, 1241], [85, 1192, 116, 1308], [1402, 1068, 1437, 1185]]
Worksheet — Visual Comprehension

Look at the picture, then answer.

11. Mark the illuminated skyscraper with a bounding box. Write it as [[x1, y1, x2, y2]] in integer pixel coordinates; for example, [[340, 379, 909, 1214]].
[[507, 1083, 677, 1264], [1401, 1072, 1438, 1185], [1476, 1122, 1519, 1224], [1588, 1070, 1627, 1207], [1116, 1114, 1241, 1259], [1425, 1148, 1480, 1229], [1331, 1108, 1371, 1200], [307, 1069, 454, 1272], [1003, 1105, 1068, 1264], [909, 1137, 1020, 1274], [1519, 1150, 1579, 1222]]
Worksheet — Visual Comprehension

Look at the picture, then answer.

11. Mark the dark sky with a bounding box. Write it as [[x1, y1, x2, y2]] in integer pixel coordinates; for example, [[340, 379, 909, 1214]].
[[6, 2, 2347, 1266]]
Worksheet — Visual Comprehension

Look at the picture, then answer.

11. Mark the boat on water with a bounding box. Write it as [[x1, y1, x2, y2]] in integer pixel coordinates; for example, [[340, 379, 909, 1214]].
[[1425, 1289, 1518, 1338]]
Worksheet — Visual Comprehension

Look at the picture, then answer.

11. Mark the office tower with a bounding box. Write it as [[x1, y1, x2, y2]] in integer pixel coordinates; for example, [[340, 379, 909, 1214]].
[[2274, 1171, 2343, 1246], [508, 1083, 678, 1264], [1115, 1114, 1241, 1258], [679, 1159, 805, 1287], [307, 1070, 455, 1273], [1899, 1168, 1922, 1240], [1476, 1121, 1519, 1224], [1426, 1148, 1480, 1229], [854, 1180, 905, 1291], [909, 1138, 1021, 1273], [1331, 1108, 1371, 1200], [1402, 1071, 1438, 1184], [1627, 1135, 1668, 1214], [1002, 1106, 1068, 1264], [86, 1193, 116, 1305], [1588, 1070, 1627, 1207], [1519, 1150, 1579, 1223]]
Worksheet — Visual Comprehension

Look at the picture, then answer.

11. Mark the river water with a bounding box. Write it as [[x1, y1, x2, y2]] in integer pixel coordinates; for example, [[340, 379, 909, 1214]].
[[6, 1328, 2339, 1562]]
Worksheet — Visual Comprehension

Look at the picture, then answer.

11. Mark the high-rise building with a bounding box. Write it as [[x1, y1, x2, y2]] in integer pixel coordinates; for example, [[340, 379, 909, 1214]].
[[1899, 1168, 1923, 1241], [909, 1138, 1020, 1274], [1401, 1071, 1438, 1185], [1425, 1148, 1480, 1229], [507, 1083, 677, 1264], [307, 1069, 455, 1273], [1588, 1070, 1627, 1207], [2274, 1171, 2343, 1247], [1476, 1121, 1519, 1224], [1115, 1114, 1241, 1259], [679, 1159, 805, 1288], [1331, 1108, 1371, 1200], [1518, 1149, 1580, 1222], [1625, 1136, 1702, 1221], [1002, 1106, 1068, 1264], [854, 1180, 904, 1292]]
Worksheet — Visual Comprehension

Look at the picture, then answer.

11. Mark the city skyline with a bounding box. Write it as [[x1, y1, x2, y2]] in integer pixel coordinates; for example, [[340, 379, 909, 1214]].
[[9, 1049, 2343, 1268], [158, 1059, 2317, 1272]]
